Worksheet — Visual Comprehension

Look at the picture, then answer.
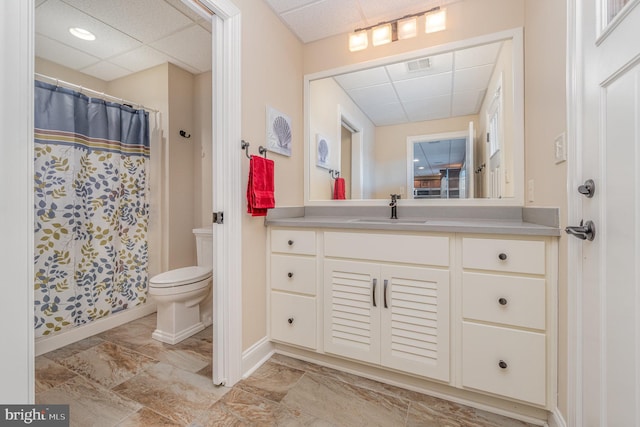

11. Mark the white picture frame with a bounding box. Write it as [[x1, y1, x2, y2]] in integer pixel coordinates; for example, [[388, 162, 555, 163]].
[[266, 106, 292, 156]]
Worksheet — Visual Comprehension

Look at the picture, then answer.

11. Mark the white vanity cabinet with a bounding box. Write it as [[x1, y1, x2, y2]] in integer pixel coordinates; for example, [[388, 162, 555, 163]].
[[323, 232, 451, 382], [460, 237, 552, 406], [267, 226, 557, 411], [268, 229, 317, 350]]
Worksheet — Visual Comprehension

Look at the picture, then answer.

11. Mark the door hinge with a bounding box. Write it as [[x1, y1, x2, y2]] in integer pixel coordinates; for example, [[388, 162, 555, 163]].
[[212, 211, 224, 224]]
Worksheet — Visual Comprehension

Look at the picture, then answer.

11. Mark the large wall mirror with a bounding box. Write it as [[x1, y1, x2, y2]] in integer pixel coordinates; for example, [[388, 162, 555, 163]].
[[304, 28, 523, 206]]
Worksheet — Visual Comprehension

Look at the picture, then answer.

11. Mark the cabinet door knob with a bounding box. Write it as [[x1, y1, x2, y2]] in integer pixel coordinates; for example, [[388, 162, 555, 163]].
[[287, 272, 293, 278], [498, 297, 508, 306], [287, 317, 294, 324], [498, 253, 508, 261], [287, 240, 294, 246], [498, 360, 508, 369]]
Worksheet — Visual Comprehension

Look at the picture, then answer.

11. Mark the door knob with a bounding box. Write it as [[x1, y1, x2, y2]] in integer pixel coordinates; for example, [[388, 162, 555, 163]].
[[578, 179, 595, 198], [565, 220, 596, 241]]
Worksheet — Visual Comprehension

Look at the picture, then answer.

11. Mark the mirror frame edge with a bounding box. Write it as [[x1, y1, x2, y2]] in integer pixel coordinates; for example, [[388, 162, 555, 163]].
[[304, 27, 525, 207]]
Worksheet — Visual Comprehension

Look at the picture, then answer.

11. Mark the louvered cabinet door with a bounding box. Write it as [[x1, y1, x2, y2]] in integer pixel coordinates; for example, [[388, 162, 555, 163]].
[[323, 259, 381, 365], [380, 265, 450, 382]]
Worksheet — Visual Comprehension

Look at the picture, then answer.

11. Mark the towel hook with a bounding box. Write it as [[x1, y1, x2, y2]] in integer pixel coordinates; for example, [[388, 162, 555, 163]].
[[329, 169, 340, 179], [179, 130, 191, 139], [258, 146, 267, 158], [241, 140, 251, 159]]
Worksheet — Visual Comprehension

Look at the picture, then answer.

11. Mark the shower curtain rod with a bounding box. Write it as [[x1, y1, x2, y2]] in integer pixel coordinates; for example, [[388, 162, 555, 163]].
[[35, 72, 160, 114]]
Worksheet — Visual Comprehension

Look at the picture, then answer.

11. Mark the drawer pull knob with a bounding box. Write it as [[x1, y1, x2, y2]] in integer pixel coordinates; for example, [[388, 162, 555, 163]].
[[287, 240, 294, 246], [287, 272, 293, 278], [498, 253, 508, 261], [498, 360, 508, 369], [287, 317, 294, 324], [498, 297, 508, 306]]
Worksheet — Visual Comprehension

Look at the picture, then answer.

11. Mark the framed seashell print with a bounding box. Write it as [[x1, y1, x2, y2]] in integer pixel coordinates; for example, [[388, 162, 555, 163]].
[[316, 134, 331, 169], [266, 106, 292, 156]]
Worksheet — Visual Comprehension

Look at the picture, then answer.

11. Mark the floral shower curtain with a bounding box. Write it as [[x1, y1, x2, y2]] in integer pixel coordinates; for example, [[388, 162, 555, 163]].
[[34, 80, 150, 338]]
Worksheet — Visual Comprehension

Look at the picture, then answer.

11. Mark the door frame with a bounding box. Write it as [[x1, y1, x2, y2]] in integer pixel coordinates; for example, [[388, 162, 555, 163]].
[[566, 0, 583, 425], [0, 0, 244, 402]]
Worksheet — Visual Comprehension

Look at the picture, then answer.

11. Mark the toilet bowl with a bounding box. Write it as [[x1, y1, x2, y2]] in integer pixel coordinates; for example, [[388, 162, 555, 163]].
[[149, 227, 213, 344]]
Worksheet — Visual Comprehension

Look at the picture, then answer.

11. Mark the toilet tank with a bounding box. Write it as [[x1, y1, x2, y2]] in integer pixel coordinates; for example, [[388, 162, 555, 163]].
[[193, 226, 213, 267]]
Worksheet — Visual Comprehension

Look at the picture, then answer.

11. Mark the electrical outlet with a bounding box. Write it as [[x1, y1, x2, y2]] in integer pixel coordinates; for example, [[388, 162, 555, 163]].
[[528, 179, 535, 202], [554, 132, 567, 164]]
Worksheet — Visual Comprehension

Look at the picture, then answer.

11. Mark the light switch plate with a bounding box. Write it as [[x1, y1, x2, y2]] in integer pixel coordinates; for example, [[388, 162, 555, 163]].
[[554, 132, 567, 164]]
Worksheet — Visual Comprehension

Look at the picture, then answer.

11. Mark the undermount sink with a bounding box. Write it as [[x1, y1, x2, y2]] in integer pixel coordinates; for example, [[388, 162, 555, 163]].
[[350, 218, 428, 225]]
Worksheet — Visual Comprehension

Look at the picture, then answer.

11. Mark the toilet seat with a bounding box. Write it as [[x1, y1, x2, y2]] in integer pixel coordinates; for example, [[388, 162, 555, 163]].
[[150, 266, 212, 288]]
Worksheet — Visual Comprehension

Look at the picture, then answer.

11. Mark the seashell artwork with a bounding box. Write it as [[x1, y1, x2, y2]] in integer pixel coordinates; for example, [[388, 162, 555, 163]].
[[266, 106, 292, 156], [316, 134, 331, 169]]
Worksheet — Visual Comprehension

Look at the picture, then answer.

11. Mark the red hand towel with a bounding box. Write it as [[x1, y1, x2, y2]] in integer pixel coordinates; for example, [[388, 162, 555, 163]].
[[247, 155, 275, 216], [333, 177, 346, 200]]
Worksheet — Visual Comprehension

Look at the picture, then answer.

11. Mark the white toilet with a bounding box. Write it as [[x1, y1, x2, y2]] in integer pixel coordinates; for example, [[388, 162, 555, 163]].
[[149, 227, 213, 345]]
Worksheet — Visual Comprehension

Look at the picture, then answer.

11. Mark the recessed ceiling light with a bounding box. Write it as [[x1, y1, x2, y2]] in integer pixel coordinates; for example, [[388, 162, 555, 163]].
[[69, 27, 96, 41], [418, 166, 425, 170], [413, 158, 419, 162]]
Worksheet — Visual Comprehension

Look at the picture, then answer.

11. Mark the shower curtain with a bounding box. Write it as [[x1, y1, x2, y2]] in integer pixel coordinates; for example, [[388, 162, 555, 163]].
[[33, 81, 150, 338]]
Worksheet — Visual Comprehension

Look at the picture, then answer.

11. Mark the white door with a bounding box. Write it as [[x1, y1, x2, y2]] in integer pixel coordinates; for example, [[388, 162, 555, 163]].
[[570, 1, 640, 425]]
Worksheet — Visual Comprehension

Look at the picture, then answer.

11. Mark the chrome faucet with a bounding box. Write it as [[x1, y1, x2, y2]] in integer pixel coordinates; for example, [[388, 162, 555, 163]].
[[389, 194, 400, 219]]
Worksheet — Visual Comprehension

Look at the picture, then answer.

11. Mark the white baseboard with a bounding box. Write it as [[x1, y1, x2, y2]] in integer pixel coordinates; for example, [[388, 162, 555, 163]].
[[35, 303, 157, 356], [548, 407, 567, 427], [241, 336, 274, 379]]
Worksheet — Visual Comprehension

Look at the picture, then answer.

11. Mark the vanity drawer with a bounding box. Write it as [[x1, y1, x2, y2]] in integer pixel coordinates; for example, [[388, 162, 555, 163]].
[[462, 238, 545, 275], [462, 272, 546, 330], [271, 229, 316, 255], [270, 254, 316, 295], [324, 232, 449, 266], [270, 291, 316, 350], [462, 322, 546, 406]]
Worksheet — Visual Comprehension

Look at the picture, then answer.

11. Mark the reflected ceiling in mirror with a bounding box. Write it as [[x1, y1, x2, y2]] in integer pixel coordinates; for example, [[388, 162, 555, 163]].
[[304, 29, 524, 206], [333, 42, 502, 126]]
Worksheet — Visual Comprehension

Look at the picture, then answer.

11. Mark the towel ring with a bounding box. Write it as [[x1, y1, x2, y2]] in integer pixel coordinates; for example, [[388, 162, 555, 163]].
[[329, 169, 340, 179]]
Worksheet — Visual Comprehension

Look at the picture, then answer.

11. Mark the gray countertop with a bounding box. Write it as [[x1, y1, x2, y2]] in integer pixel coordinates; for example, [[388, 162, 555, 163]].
[[265, 206, 561, 236]]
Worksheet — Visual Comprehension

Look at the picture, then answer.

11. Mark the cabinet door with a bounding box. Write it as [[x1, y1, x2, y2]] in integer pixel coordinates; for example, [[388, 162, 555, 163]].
[[323, 259, 381, 364], [380, 265, 450, 382]]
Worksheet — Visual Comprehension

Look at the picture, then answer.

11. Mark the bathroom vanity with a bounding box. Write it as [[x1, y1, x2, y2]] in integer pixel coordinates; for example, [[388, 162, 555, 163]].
[[265, 207, 559, 420]]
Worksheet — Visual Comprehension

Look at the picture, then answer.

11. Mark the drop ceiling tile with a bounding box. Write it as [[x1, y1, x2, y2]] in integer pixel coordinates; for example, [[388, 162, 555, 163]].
[[163, 0, 209, 22], [386, 52, 453, 82], [280, 0, 363, 43], [35, 34, 101, 70], [36, 0, 141, 59], [393, 72, 452, 102], [150, 25, 212, 72], [452, 90, 486, 116], [197, 18, 213, 33], [347, 83, 399, 107], [62, 0, 195, 43], [80, 61, 132, 81], [36, 0, 49, 7], [453, 64, 494, 93], [455, 41, 502, 70], [359, 0, 435, 23], [362, 102, 407, 126], [265, 0, 323, 14], [108, 46, 172, 73], [334, 67, 390, 91], [403, 95, 451, 122]]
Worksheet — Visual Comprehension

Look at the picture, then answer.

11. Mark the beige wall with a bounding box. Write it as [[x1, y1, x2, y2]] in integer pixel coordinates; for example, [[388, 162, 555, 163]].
[[194, 72, 213, 228], [309, 77, 375, 200], [35, 57, 107, 92], [524, 0, 568, 419], [236, 0, 304, 350], [374, 115, 477, 199]]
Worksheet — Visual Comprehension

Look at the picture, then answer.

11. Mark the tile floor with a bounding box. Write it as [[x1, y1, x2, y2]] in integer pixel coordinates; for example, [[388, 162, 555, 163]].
[[35, 314, 537, 426]]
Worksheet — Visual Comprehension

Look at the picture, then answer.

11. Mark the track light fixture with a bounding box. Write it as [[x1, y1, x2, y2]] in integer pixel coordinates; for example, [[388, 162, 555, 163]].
[[348, 6, 446, 52]]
